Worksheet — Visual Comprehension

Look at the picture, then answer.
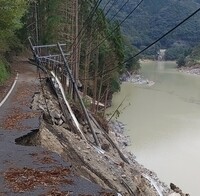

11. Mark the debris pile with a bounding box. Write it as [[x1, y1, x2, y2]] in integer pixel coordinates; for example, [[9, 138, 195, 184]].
[[29, 79, 173, 195]]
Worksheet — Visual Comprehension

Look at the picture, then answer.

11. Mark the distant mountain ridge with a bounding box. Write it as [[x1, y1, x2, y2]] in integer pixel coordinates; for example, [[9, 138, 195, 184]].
[[104, 0, 200, 54]]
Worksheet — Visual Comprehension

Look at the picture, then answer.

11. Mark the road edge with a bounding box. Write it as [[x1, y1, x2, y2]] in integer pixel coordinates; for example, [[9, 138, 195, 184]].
[[0, 73, 18, 108]]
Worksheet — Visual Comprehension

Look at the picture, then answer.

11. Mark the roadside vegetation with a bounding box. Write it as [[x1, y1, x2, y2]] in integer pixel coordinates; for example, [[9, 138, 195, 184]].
[[3, 0, 200, 102], [0, 0, 27, 83], [0, 0, 140, 114], [0, 59, 9, 84], [24, 0, 140, 114], [176, 44, 200, 67]]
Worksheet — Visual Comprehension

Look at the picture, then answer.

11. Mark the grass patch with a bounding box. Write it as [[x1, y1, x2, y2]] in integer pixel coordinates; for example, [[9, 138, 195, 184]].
[[0, 59, 9, 84]]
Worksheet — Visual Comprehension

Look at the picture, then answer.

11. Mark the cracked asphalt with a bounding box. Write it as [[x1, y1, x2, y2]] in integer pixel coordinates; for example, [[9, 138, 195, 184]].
[[0, 58, 115, 196]]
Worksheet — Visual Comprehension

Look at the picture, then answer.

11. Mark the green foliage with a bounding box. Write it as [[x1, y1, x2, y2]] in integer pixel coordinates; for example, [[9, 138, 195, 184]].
[[25, 0, 140, 108], [0, 0, 27, 82], [107, 21, 125, 70], [0, 59, 9, 84], [165, 45, 192, 60], [182, 44, 200, 66], [177, 56, 186, 67], [0, 0, 27, 53], [124, 44, 140, 72], [189, 44, 200, 61], [110, 76, 121, 93], [102, 0, 200, 56]]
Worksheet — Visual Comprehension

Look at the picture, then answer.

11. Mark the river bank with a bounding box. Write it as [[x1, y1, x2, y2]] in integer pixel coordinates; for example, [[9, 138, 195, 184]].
[[178, 65, 200, 75], [30, 79, 170, 195], [109, 60, 200, 195], [120, 72, 155, 87], [28, 75, 191, 195], [109, 120, 190, 196]]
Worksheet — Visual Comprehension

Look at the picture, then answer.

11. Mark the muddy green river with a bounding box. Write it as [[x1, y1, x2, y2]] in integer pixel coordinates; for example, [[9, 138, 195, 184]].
[[108, 61, 200, 196]]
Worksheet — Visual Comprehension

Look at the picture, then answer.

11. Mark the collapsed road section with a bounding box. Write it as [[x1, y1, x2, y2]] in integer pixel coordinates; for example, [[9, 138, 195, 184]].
[[0, 40, 189, 195], [0, 58, 115, 195], [26, 39, 185, 195]]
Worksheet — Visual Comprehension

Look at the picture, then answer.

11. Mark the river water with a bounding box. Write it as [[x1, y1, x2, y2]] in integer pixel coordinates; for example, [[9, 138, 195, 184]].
[[108, 61, 200, 196]]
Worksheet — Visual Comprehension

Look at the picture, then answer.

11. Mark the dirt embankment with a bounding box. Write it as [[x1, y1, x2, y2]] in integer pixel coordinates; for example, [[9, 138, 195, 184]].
[[26, 78, 189, 196], [178, 64, 200, 76], [0, 58, 115, 195], [0, 57, 189, 196]]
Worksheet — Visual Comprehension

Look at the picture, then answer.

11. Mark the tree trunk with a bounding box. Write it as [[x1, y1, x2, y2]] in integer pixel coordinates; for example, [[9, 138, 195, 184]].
[[96, 63, 105, 113], [83, 32, 92, 96], [103, 84, 110, 117], [93, 47, 99, 113]]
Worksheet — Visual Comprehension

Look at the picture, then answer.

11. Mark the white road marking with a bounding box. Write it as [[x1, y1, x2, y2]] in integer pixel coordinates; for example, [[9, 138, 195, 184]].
[[0, 73, 19, 108]]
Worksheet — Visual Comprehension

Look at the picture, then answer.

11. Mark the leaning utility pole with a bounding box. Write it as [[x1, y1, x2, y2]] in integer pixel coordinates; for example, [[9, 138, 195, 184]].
[[58, 43, 100, 147]]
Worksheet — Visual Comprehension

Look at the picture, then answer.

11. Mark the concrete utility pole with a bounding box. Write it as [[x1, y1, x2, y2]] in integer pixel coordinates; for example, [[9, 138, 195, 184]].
[[58, 43, 100, 147]]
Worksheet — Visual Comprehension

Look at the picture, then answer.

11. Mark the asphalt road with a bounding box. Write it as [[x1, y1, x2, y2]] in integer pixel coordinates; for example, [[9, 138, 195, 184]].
[[0, 59, 115, 196]]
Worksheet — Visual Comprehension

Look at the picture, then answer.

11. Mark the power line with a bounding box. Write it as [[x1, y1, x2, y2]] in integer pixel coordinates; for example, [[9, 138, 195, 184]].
[[104, 0, 119, 17], [101, 7, 200, 77], [77, 0, 144, 81], [69, 0, 127, 60], [87, 0, 119, 36], [101, 0, 114, 13], [69, 0, 104, 49], [108, 0, 130, 24], [123, 7, 200, 64], [80, 6, 200, 81], [82, 0, 130, 52], [76, 0, 118, 47], [84, 0, 144, 58], [69, 0, 116, 57]]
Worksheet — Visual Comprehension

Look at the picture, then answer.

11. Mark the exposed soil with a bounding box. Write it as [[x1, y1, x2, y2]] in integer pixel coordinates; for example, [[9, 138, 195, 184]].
[[0, 56, 189, 196], [27, 77, 172, 195], [179, 65, 200, 76], [0, 57, 115, 195]]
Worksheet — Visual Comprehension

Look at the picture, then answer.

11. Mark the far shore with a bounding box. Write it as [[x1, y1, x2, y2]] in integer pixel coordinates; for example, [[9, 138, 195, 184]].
[[178, 65, 200, 76], [140, 59, 176, 63], [140, 59, 200, 76]]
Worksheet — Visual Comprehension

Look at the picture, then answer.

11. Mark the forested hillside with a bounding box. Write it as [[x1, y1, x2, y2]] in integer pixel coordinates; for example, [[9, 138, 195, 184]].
[[0, 0, 27, 83], [104, 0, 200, 58], [0, 0, 140, 112]]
